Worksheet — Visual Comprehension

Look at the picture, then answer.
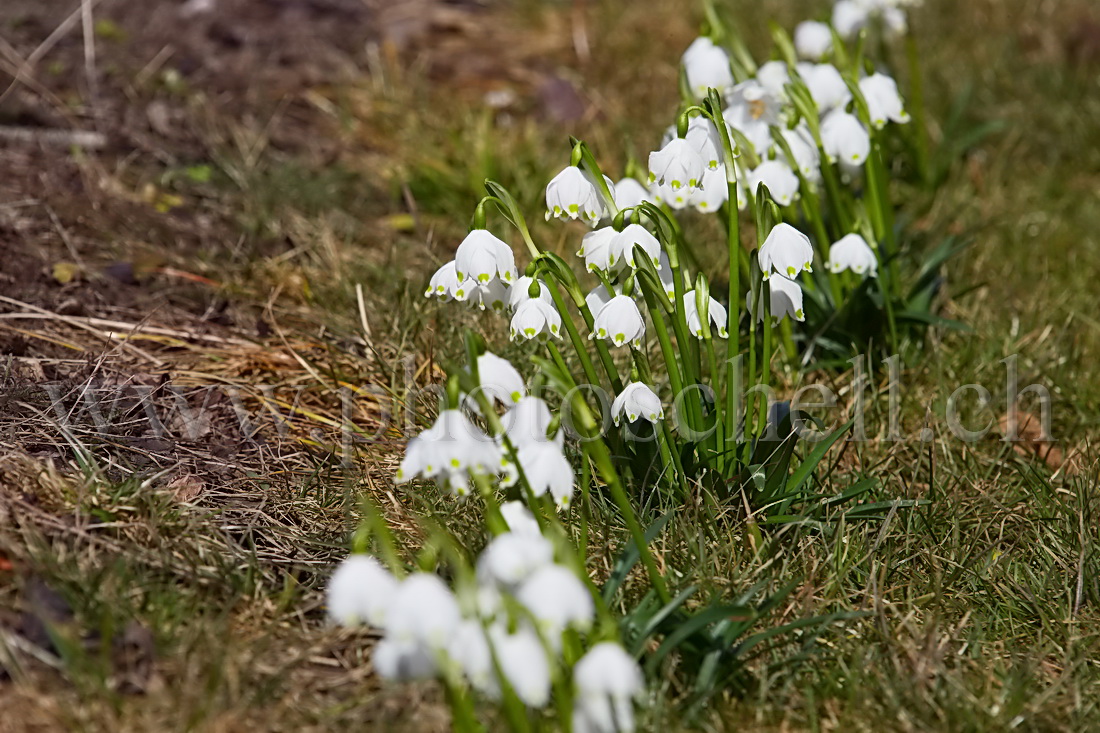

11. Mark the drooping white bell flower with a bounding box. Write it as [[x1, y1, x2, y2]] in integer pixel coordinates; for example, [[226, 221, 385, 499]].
[[585, 283, 615, 316], [748, 273, 805, 323], [795, 20, 833, 61], [384, 573, 461, 651], [545, 166, 612, 227], [610, 223, 662, 269], [681, 36, 734, 99], [396, 409, 502, 494], [758, 222, 813, 280], [648, 137, 706, 193], [487, 624, 552, 708], [820, 110, 871, 165], [514, 441, 574, 509], [373, 637, 438, 681], [468, 278, 511, 311], [591, 295, 645, 348], [448, 619, 494, 693], [572, 643, 644, 733], [690, 165, 729, 213], [578, 226, 619, 272], [470, 352, 526, 408], [516, 564, 595, 640], [859, 72, 910, 129], [650, 181, 692, 210], [682, 290, 729, 339], [883, 6, 908, 37], [748, 159, 800, 207], [827, 233, 878, 277], [508, 275, 553, 310], [425, 261, 476, 302], [455, 229, 517, 285], [499, 500, 542, 536], [832, 0, 868, 39], [501, 396, 561, 449], [477, 531, 554, 588], [798, 62, 852, 113], [611, 382, 664, 425], [668, 115, 722, 170], [510, 298, 562, 341], [613, 177, 654, 211], [777, 123, 821, 183], [756, 60, 791, 100], [723, 81, 781, 155], [326, 554, 398, 627]]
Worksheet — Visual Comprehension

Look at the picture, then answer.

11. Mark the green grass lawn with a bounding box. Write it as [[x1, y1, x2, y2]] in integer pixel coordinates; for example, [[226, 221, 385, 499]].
[[2, 0, 1100, 730]]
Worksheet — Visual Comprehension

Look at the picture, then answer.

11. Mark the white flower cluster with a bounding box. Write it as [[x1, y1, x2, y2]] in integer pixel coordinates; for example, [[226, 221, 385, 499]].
[[670, 24, 910, 213], [397, 354, 579, 508], [326, 502, 643, 728], [829, 0, 922, 40]]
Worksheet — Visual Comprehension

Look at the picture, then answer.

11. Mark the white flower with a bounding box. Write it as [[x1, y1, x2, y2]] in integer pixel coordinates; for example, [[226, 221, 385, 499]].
[[723, 81, 781, 154], [510, 299, 562, 341], [832, 0, 868, 39], [478, 531, 554, 588], [821, 110, 871, 165], [827, 233, 878, 276], [883, 6, 908, 37], [682, 37, 734, 99], [610, 223, 662, 269], [798, 62, 852, 113], [488, 625, 552, 708], [508, 276, 553, 310], [859, 72, 910, 129], [425, 261, 475, 302], [499, 500, 542, 536], [777, 123, 821, 183], [468, 279, 510, 311], [514, 441, 574, 509], [455, 229, 517, 285], [748, 159, 800, 206], [591, 295, 645, 348], [572, 643, 644, 733], [795, 20, 833, 61], [471, 352, 526, 408], [546, 166, 611, 226], [502, 396, 560, 449], [683, 290, 729, 339], [585, 283, 615, 315], [516, 564, 595, 640], [578, 226, 619, 272], [650, 181, 692, 210], [448, 620, 494, 693], [385, 573, 461, 650], [756, 60, 791, 99], [396, 409, 502, 495], [648, 137, 706, 193], [373, 638, 438, 681], [748, 273, 805, 323], [758, 222, 813, 280], [611, 382, 663, 425], [326, 555, 397, 627], [613, 177, 654, 211], [673, 115, 723, 170], [690, 166, 729, 213]]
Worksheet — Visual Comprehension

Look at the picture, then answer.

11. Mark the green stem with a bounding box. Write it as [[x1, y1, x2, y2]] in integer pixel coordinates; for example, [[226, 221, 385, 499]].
[[906, 32, 931, 187], [570, 390, 671, 604]]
